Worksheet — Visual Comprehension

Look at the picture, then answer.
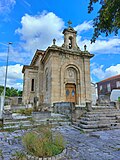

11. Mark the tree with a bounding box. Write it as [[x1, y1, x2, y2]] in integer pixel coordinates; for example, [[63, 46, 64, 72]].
[[18, 90, 23, 97], [88, 0, 120, 42], [0, 85, 22, 97]]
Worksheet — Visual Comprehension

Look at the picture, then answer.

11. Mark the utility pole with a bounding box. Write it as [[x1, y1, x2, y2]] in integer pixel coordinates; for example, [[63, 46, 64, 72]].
[[2, 42, 12, 118]]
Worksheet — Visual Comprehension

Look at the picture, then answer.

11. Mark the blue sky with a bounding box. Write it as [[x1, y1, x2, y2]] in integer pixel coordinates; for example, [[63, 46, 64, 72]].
[[0, 0, 120, 90]]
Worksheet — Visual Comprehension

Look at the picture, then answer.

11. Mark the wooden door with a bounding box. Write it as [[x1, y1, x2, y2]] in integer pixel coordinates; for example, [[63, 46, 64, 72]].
[[66, 84, 76, 103]]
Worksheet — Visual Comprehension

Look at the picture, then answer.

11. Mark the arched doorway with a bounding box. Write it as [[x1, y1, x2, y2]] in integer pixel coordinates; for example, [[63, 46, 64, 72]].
[[66, 83, 76, 103], [64, 67, 77, 104]]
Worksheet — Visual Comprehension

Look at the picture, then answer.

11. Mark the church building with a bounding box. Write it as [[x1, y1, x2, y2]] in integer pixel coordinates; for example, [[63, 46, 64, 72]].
[[22, 23, 94, 106]]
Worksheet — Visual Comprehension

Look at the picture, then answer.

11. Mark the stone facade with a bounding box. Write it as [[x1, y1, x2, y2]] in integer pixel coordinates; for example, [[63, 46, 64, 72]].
[[22, 26, 94, 106]]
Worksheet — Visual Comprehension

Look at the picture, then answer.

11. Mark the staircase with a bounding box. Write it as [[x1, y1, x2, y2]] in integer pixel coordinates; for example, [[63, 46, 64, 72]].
[[3, 113, 71, 129], [73, 108, 120, 132]]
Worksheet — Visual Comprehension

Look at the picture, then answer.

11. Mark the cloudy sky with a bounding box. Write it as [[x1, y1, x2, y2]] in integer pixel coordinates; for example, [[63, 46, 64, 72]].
[[0, 0, 120, 90]]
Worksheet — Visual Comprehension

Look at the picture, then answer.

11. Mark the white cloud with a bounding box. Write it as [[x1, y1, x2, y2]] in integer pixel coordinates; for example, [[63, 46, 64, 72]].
[[0, 64, 23, 90], [106, 64, 120, 75], [74, 21, 93, 34], [0, 46, 32, 64], [15, 12, 120, 55], [77, 36, 120, 54], [16, 11, 64, 52], [91, 63, 120, 81], [0, 0, 16, 13]]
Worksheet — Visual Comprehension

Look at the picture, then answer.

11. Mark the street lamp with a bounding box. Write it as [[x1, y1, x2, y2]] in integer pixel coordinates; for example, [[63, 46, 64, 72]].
[[2, 42, 12, 115]]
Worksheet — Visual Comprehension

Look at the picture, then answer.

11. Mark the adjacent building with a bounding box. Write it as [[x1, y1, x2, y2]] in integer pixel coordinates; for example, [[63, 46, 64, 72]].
[[22, 24, 94, 106], [97, 74, 120, 103]]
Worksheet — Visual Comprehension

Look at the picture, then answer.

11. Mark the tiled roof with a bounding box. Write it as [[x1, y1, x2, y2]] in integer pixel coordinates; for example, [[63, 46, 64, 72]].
[[97, 74, 120, 83]]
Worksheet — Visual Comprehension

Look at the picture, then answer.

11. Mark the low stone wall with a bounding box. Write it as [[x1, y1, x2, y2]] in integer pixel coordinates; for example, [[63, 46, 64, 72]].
[[32, 111, 51, 120], [53, 102, 88, 121], [26, 148, 66, 160], [53, 102, 75, 118]]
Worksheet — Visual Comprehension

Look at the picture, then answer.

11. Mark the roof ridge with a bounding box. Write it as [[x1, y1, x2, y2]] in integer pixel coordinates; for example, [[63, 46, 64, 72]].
[[97, 74, 120, 83]]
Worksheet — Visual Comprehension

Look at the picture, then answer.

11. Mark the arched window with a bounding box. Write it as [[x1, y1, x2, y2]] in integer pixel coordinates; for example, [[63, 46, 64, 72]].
[[69, 37, 72, 49], [45, 68, 48, 91], [31, 79, 34, 91], [46, 73, 48, 91]]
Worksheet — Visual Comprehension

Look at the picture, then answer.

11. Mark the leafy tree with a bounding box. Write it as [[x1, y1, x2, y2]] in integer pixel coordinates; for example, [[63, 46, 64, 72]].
[[88, 0, 120, 42], [0, 86, 4, 95], [18, 90, 23, 97], [0, 85, 22, 97]]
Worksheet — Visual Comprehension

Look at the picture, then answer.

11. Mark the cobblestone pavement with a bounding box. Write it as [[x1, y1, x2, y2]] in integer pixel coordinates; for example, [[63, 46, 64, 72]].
[[0, 126, 120, 160], [55, 126, 120, 160], [0, 130, 26, 160]]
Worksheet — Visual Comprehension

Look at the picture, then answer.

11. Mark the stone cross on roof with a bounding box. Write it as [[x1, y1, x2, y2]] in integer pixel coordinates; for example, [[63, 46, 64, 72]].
[[68, 20, 72, 27]]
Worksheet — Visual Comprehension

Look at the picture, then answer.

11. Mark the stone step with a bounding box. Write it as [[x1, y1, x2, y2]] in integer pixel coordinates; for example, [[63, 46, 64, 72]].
[[79, 119, 118, 125], [72, 124, 105, 133], [86, 111, 120, 115], [92, 107, 117, 110], [3, 116, 71, 129], [85, 112, 120, 116], [80, 116, 117, 121], [4, 120, 31, 125], [78, 122, 120, 130], [3, 121, 32, 128], [3, 121, 71, 130], [4, 117, 32, 123], [73, 108, 120, 132], [84, 112, 120, 118]]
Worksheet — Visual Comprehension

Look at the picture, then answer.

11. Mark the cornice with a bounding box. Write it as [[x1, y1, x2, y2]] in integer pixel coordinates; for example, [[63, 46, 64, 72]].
[[22, 65, 38, 73], [41, 45, 94, 63], [30, 49, 45, 66]]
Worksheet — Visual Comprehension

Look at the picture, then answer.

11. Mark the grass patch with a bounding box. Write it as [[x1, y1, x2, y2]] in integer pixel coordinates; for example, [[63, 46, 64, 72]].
[[12, 151, 26, 160], [0, 149, 3, 159], [15, 108, 33, 116], [22, 125, 65, 158], [0, 127, 16, 132]]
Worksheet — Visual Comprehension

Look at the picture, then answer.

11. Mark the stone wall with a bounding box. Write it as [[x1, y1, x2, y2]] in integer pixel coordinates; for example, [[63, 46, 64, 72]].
[[32, 111, 51, 120], [53, 102, 88, 122], [22, 68, 38, 105], [53, 102, 75, 118]]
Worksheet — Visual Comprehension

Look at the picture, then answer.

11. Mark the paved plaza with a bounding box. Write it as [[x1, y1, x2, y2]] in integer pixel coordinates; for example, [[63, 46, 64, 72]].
[[0, 126, 120, 160], [57, 126, 120, 160]]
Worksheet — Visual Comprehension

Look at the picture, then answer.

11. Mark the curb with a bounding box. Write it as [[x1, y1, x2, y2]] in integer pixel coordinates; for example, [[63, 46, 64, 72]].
[[26, 148, 66, 160]]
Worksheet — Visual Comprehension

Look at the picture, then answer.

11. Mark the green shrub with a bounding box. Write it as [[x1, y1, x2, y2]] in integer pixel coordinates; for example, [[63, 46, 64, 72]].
[[0, 123, 3, 128], [118, 97, 120, 102], [0, 149, 3, 159], [16, 108, 33, 116], [22, 126, 65, 158]]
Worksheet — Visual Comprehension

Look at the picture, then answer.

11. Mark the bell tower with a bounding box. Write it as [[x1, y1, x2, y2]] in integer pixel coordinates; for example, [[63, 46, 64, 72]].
[[62, 21, 79, 50]]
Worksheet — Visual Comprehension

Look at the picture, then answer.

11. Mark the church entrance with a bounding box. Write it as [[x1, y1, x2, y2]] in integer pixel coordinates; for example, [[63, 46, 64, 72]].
[[65, 83, 76, 103]]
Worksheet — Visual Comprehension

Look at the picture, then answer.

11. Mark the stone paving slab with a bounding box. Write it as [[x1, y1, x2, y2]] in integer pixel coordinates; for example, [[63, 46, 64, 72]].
[[0, 126, 120, 160], [54, 126, 120, 160]]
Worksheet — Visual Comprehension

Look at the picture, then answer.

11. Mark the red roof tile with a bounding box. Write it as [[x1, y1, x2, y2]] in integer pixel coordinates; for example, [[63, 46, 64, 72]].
[[97, 74, 120, 83]]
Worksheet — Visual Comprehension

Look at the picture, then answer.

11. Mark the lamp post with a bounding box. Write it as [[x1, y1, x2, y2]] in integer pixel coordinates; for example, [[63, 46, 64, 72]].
[[2, 42, 12, 116]]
